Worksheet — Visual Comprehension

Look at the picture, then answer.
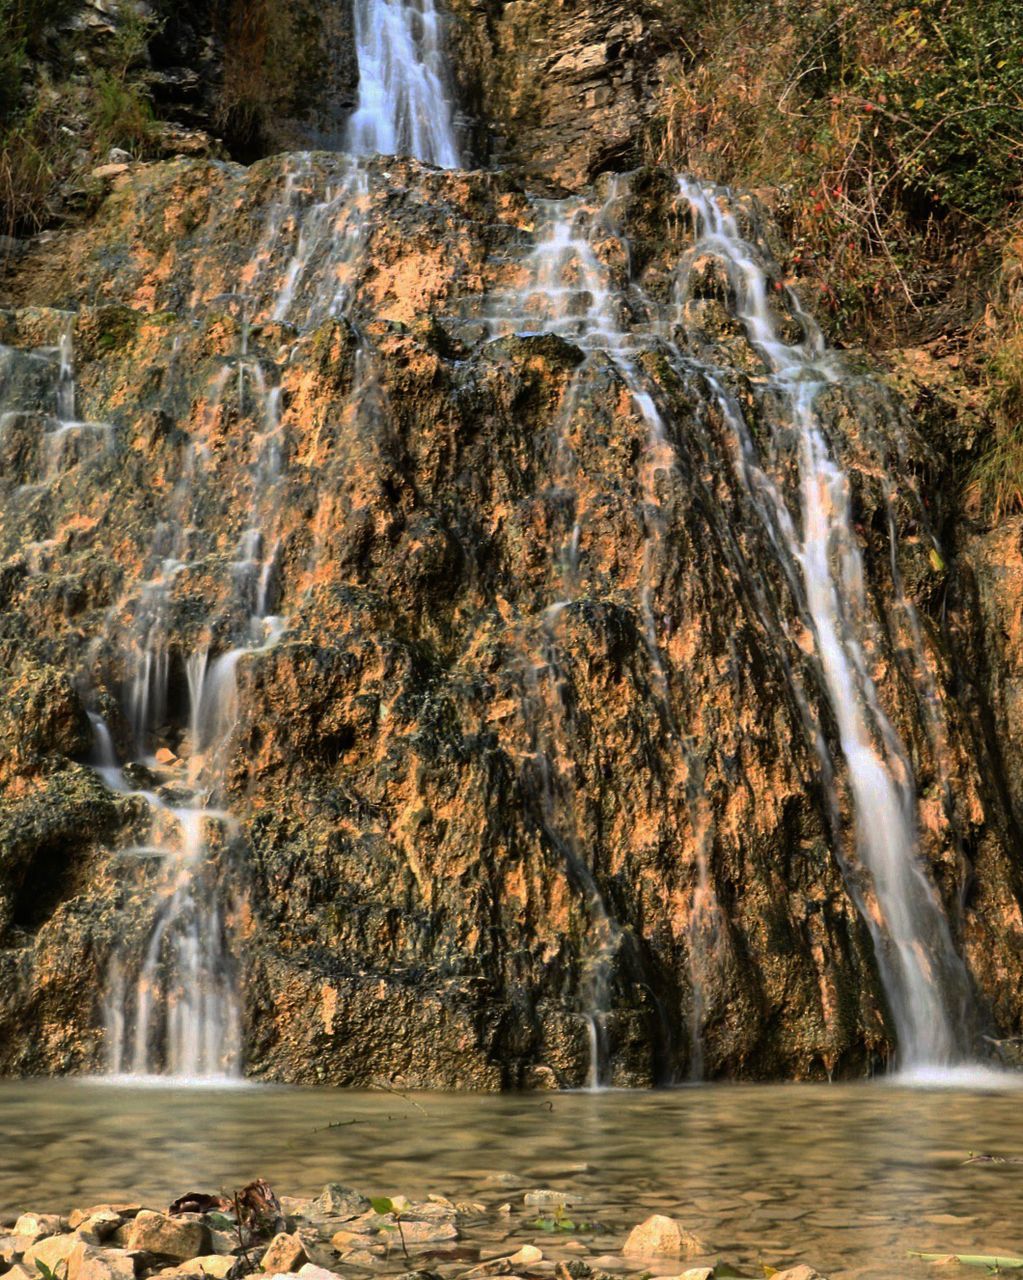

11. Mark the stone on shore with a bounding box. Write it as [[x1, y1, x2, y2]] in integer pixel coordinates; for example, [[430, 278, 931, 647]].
[[69, 1208, 141, 1231], [313, 1187, 369, 1221], [261, 1234, 309, 1273], [126, 1212, 210, 1261], [770, 1269, 828, 1280], [393, 1220, 459, 1245], [163, 1255, 237, 1278], [23, 1233, 79, 1273], [67, 1242, 137, 1280], [622, 1217, 707, 1259], [75, 1213, 125, 1246], [523, 1192, 573, 1210], [297, 1265, 346, 1280], [14, 1215, 64, 1239]]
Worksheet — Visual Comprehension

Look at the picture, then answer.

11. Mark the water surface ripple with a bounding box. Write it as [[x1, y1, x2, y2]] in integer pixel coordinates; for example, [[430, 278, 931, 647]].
[[2, 1082, 1022, 1278]]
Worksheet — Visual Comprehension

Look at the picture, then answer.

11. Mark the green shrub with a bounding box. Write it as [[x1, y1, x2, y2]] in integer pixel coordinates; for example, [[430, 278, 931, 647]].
[[88, 7, 159, 156]]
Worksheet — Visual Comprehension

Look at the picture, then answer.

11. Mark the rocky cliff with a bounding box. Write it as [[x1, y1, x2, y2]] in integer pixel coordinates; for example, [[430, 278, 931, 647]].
[[1, 0, 1022, 1087]]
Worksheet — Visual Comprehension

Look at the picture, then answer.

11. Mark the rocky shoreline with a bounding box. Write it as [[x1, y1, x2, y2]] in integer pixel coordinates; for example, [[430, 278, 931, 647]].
[[0, 1184, 827, 1280]]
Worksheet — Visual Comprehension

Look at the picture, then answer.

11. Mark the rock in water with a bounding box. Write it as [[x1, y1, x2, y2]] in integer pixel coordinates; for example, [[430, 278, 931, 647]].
[[622, 1216, 707, 1259]]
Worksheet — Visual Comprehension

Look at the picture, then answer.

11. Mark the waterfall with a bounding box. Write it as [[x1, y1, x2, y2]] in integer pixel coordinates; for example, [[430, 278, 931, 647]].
[[89, 0, 466, 1083], [490, 191, 719, 1084], [487, 172, 975, 1074], [674, 178, 973, 1068], [346, 0, 461, 168]]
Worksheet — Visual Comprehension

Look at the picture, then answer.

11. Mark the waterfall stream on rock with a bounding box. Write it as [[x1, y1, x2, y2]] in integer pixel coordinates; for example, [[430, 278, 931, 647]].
[[346, 0, 461, 168], [92, 0, 463, 1079], [674, 178, 974, 1068], [0, 0, 988, 1085], [486, 176, 976, 1076]]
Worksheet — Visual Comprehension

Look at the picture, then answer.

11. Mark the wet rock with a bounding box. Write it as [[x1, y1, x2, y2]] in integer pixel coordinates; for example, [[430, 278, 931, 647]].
[[312, 1188, 369, 1222], [621, 1217, 707, 1259], [522, 1193, 574, 1211], [391, 1220, 459, 1246], [261, 1235, 308, 1273], [126, 1213, 210, 1262], [67, 1243, 137, 1280], [770, 1269, 827, 1280]]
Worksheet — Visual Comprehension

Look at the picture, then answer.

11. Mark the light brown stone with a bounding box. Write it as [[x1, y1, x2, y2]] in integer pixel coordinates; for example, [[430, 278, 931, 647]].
[[90, 164, 131, 181], [622, 1217, 707, 1260], [24, 1234, 79, 1273], [14, 1216, 64, 1240], [67, 1243, 137, 1280], [75, 1215, 124, 1247], [260, 1235, 308, 1274], [169, 1255, 237, 1278], [68, 1210, 140, 1231], [771, 1269, 827, 1280], [393, 1219, 458, 1245], [126, 1213, 210, 1262]]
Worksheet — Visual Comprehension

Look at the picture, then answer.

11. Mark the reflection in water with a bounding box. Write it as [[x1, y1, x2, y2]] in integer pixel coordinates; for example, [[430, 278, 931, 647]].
[[1, 1083, 1022, 1277]]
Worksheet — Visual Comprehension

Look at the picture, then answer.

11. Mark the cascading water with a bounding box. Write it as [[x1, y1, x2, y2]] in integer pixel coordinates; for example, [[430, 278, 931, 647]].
[[93, 0, 466, 1080], [487, 171, 976, 1075], [674, 179, 974, 1069], [490, 192, 720, 1084], [346, 0, 461, 168]]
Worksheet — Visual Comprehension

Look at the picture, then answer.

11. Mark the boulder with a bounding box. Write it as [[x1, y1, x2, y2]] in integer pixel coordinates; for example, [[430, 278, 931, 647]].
[[14, 1216, 64, 1240], [393, 1221, 458, 1246], [260, 1235, 308, 1273], [523, 1192, 574, 1210], [75, 1215, 124, 1246], [622, 1217, 707, 1259], [168, 1256, 237, 1278], [24, 1234, 79, 1273], [69, 1211, 140, 1232], [126, 1213, 210, 1262], [67, 1244, 137, 1280], [312, 1188, 368, 1221], [770, 1270, 827, 1280]]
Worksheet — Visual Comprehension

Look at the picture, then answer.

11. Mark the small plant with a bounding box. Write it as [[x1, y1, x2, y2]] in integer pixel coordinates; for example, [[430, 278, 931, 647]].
[[35, 1260, 67, 1280], [530, 1202, 590, 1233], [88, 6, 161, 157], [370, 1196, 410, 1261]]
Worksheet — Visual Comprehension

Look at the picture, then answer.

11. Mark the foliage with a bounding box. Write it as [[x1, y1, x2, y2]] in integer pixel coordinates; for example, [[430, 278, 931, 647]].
[[647, 0, 1023, 343], [369, 1197, 410, 1260], [969, 308, 1023, 520], [88, 8, 160, 156], [34, 1259, 67, 1280], [0, 1, 161, 235], [216, 0, 325, 158]]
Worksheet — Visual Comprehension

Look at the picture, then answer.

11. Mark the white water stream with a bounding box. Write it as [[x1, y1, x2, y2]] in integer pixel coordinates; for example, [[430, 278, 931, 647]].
[[675, 178, 972, 1068], [347, 0, 460, 168], [488, 174, 975, 1076], [92, 0, 464, 1080]]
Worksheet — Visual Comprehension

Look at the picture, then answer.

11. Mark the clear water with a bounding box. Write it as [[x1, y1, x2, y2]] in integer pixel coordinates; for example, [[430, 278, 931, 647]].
[[2, 1081, 1022, 1278]]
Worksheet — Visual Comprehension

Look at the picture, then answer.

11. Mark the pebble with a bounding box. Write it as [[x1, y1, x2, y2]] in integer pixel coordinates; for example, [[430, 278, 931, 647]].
[[522, 1192, 574, 1210], [621, 1217, 707, 1260]]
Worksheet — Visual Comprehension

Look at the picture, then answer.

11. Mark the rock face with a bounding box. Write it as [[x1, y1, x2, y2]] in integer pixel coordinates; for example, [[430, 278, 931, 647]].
[[1, 148, 1023, 1088], [447, 0, 678, 186]]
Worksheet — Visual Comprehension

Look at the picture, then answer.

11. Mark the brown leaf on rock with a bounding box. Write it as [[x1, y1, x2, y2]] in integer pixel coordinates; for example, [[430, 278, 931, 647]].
[[169, 1193, 233, 1217]]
